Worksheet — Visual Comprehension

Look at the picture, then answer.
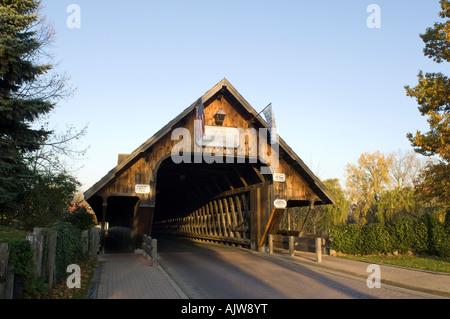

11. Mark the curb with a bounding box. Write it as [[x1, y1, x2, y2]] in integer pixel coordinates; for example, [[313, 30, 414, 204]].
[[86, 259, 103, 299], [157, 262, 189, 299], [272, 252, 450, 299]]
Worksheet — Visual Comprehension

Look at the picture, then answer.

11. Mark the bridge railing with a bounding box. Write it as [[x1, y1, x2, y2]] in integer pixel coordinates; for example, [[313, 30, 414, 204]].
[[268, 234, 328, 263]]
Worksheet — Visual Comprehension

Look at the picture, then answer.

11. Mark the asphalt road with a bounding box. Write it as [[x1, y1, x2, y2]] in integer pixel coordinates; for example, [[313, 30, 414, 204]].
[[156, 237, 431, 299]]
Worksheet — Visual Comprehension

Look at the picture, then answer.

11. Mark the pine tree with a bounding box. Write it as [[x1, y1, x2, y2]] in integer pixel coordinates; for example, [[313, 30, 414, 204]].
[[0, 0, 54, 216]]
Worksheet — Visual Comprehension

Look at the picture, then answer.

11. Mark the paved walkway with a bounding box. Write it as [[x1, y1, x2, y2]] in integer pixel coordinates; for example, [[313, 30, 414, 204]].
[[282, 250, 450, 298], [91, 249, 450, 299], [94, 254, 186, 299]]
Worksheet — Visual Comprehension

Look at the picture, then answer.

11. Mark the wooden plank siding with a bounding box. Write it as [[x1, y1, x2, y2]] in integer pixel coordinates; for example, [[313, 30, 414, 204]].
[[96, 96, 318, 205]]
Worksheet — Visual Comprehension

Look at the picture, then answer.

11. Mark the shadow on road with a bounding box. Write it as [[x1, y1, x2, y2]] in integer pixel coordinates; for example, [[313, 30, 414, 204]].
[[155, 236, 384, 299]]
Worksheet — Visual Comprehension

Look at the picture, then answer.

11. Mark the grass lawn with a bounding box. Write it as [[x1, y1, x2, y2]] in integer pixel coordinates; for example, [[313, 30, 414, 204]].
[[0, 226, 29, 241], [339, 254, 450, 274]]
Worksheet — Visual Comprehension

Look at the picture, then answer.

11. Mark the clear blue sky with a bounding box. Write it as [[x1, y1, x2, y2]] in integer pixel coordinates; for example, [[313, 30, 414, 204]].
[[40, 1, 446, 191]]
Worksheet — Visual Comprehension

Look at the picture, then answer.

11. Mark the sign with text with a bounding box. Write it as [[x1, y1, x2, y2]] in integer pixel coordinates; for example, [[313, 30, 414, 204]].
[[196, 126, 241, 148], [135, 184, 151, 194], [274, 199, 287, 209], [273, 173, 285, 182]]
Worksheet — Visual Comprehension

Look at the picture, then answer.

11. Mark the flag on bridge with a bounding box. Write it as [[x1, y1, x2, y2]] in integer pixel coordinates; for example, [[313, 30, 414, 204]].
[[263, 103, 278, 144], [195, 98, 205, 142]]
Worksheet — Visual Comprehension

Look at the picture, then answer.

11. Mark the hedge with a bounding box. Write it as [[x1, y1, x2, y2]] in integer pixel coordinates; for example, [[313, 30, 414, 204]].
[[330, 214, 450, 257]]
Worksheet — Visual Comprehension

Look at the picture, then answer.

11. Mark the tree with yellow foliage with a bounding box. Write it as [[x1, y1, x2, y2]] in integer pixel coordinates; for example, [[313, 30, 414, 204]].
[[345, 151, 393, 225]]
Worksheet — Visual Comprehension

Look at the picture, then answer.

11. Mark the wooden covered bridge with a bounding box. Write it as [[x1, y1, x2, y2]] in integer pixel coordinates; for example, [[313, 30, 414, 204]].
[[84, 79, 335, 253]]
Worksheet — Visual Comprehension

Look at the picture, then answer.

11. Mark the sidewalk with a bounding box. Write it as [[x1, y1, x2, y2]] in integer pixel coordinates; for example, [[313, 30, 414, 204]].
[[275, 250, 450, 299], [93, 254, 187, 299]]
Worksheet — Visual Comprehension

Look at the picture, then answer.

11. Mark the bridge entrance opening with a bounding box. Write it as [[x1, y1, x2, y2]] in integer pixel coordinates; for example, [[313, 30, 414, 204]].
[[151, 156, 272, 250], [103, 196, 139, 253]]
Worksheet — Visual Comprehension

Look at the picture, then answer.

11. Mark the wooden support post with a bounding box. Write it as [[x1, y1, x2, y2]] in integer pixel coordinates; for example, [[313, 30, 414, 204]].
[[201, 206, 206, 236], [26, 235, 44, 277], [235, 195, 245, 237], [91, 228, 100, 260], [0, 243, 11, 299], [213, 200, 222, 237], [223, 198, 234, 238], [268, 234, 273, 254], [33, 228, 57, 289], [315, 237, 322, 263], [142, 235, 158, 266], [228, 197, 240, 238], [289, 236, 295, 257], [47, 231, 57, 287], [218, 199, 229, 237], [209, 201, 217, 237], [287, 209, 291, 231], [152, 238, 158, 266], [101, 196, 108, 253]]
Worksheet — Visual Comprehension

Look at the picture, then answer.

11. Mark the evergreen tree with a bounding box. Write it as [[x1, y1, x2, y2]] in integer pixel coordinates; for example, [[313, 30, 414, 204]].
[[0, 0, 54, 219]]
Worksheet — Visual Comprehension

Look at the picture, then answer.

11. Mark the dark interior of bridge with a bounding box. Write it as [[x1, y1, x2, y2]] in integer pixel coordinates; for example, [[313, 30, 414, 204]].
[[153, 157, 268, 223]]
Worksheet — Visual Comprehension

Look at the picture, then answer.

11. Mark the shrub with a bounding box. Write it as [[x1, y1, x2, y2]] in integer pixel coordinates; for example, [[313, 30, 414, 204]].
[[387, 218, 416, 253], [7, 239, 33, 278], [5, 238, 47, 298], [422, 214, 450, 257], [64, 204, 98, 231], [330, 215, 450, 257], [49, 221, 84, 283], [445, 210, 450, 234], [330, 224, 363, 255], [361, 223, 391, 255]]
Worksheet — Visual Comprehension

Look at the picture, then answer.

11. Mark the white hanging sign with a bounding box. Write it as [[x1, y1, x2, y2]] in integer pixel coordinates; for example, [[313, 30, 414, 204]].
[[273, 173, 286, 182], [196, 126, 241, 148], [274, 199, 287, 209], [135, 184, 151, 194]]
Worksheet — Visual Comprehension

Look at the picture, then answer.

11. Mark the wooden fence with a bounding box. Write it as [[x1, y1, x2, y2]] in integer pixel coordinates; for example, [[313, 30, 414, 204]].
[[0, 243, 14, 299], [268, 233, 328, 263], [0, 227, 100, 299]]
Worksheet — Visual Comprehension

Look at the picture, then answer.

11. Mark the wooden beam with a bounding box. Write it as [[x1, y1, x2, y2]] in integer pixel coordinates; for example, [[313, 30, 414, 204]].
[[298, 199, 317, 236], [252, 166, 265, 183], [258, 208, 286, 251], [215, 181, 270, 198]]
